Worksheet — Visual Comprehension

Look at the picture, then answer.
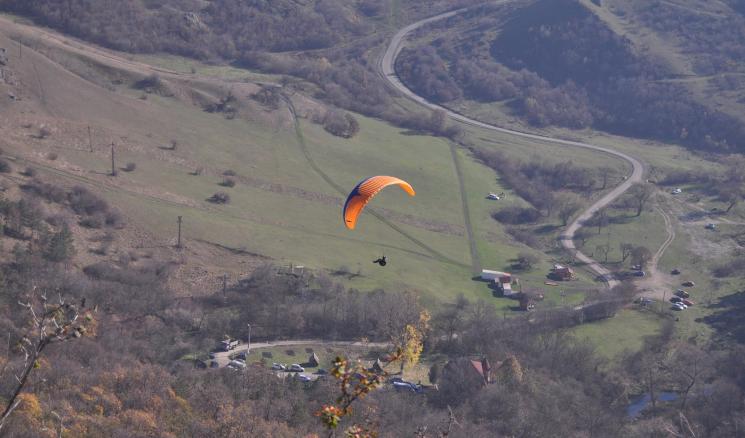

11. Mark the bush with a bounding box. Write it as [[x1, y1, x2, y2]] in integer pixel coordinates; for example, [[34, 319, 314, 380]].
[[506, 227, 540, 248], [105, 210, 125, 228], [208, 192, 231, 204], [223, 170, 236, 176], [123, 162, 137, 172], [492, 206, 542, 224], [38, 126, 52, 139], [26, 179, 66, 203], [21, 167, 37, 177], [513, 252, 540, 271], [68, 186, 109, 216], [219, 178, 236, 188], [46, 152, 58, 161], [0, 159, 11, 173], [322, 110, 360, 138], [79, 214, 105, 229]]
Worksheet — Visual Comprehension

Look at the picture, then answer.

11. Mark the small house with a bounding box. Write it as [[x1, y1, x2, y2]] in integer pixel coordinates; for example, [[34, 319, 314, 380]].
[[443, 357, 493, 388], [550, 264, 575, 281]]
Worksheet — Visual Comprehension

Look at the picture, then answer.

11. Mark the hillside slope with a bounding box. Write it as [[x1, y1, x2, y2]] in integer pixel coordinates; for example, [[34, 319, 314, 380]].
[[0, 14, 577, 300]]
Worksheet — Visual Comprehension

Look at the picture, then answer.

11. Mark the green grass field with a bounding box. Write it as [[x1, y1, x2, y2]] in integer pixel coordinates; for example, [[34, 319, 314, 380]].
[[570, 308, 665, 359]]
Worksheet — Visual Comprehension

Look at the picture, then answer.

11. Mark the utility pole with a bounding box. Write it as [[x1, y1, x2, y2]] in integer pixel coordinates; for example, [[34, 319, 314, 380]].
[[87, 126, 93, 152], [247, 323, 251, 354], [222, 273, 228, 303], [176, 216, 183, 248], [110, 142, 116, 176]]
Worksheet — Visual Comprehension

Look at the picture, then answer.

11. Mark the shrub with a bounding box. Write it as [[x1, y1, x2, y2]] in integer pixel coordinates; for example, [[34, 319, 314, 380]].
[[27, 180, 66, 203], [68, 186, 109, 216], [46, 152, 58, 161], [38, 126, 52, 139], [79, 214, 105, 229], [21, 167, 36, 177], [208, 192, 231, 204], [513, 252, 540, 271], [123, 162, 137, 172], [219, 178, 236, 187], [105, 210, 125, 228], [506, 227, 540, 248], [492, 206, 542, 224], [0, 159, 11, 173], [192, 167, 203, 176], [322, 110, 360, 138], [223, 170, 236, 176]]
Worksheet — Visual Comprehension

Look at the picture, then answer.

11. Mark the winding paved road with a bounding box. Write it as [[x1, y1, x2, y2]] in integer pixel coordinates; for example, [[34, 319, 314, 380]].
[[379, 3, 645, 289]]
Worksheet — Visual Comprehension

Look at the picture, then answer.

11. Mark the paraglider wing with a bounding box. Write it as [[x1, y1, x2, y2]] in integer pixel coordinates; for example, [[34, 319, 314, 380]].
[[343, 176, 415, 230]]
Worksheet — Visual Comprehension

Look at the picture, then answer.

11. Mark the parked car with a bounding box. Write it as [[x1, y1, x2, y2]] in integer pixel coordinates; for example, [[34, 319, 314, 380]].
[[316, 368, 328, 375], [671, 269, 681, 275], [675, 290, 690, 298], [235, 351, 248, 361], [486, 193, 501, 200], [220, 339, 239, 351], [393, 381, 423, 393], [672, 304, 685, 311], [271, 363, 286, 371], [631, 264, 642, 271], [682, 299, 694, 306], [634, 270, 646, 277], [677, 302, 688, 309], [682, 281, 695, 287], [210, 361, 219, 368], [640, 297, 654, 305], [671, 188, 682, 194], [228, 360, 246, 369], [705, 223, 717, 230], [670, 297, 682, 303], [297, 374, 312, 382], [288, 364, 304, 372], [208, 352, 216, 359]]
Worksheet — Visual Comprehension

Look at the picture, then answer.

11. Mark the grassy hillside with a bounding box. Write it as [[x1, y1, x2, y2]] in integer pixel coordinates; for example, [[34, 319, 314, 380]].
[[0, 16, 621, 307]]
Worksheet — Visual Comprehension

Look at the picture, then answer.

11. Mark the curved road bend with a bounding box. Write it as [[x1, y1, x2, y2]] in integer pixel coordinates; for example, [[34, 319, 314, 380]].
[[380, 4, 645, 289]]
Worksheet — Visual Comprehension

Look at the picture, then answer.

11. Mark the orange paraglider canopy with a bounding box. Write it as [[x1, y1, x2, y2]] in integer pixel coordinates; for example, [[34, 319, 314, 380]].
[[343, 176, 415, 230]]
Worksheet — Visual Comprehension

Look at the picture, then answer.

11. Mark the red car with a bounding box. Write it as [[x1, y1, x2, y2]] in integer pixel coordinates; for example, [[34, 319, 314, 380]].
[[682, 299, 694, 306]]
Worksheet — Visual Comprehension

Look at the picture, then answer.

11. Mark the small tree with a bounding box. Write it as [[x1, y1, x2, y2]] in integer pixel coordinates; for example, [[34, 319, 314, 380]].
[[631, 246, 653, 269], [598, 166, 614, 190], [557, 193, 584, 226], [620, 242, 633, 262], [123, 162, 137, 172], [718, 184, 742, 213], [595, 242, 611, 263], [0, 292, 94, 432], [429, 109, 447, 135], [208, 192, 230, 204], [629, 183, 654, 216], [219, 177, 236, 188], [37, 126, 51, 139], [43, 224, 76, 263], [514, 252, 539, 271]]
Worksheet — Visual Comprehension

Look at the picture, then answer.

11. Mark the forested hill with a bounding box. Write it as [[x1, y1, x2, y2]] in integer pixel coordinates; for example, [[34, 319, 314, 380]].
[[396, 0, 745, 154], [0, 0, 375, 58]]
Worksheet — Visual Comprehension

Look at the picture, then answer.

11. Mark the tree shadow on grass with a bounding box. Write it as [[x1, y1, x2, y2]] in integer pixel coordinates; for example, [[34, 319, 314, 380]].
[[697, 289, 745, 346]]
